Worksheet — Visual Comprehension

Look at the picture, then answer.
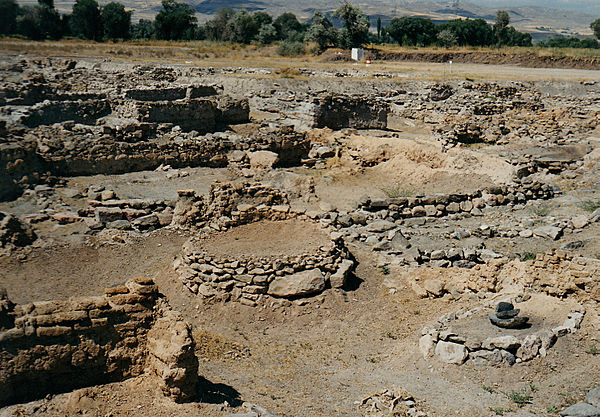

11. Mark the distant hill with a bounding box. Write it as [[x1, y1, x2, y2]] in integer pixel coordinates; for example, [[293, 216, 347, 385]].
[[17, 0, 599, 39]]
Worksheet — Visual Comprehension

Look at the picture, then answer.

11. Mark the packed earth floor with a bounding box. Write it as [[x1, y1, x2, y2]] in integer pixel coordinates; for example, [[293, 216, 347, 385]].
[[1, 51, 600, 417]]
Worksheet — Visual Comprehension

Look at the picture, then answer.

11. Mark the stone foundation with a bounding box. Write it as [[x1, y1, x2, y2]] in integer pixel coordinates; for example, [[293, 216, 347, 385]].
[[420, 302, 585, 366], [175, 231, 354, 305]]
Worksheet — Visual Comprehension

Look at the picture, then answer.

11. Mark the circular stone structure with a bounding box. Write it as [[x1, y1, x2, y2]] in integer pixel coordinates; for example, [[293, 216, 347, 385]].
[[420, 294, 585, 366], [174, 219, 355, 306]]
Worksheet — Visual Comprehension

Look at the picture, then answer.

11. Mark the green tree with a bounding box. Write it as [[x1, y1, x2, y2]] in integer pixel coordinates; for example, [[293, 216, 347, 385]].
[[70, 0, 102, 40], [224, 9, 259, 44], [494, 10, 510, 46], [591, 18, 600, 39], [437, 28, 458, 47], [131, 18, 153, 38], [273, 12, 302, 40], [101, 2, 131, 40], [153, 0, 196, 40], [376, 16, 381, 42], [0, 0, 20, 35], [495, 10, 510, 28], [257, 23, 277, 44], [252, 11, 272, 28], [204, 7, 233, 41], [305, 11, 337, 51], [387, 16, 436, 46], [436, 19, 494, 46], [492, 10, 531, 46], [334, 2, 370, 49], [18, 4, 61, 40]]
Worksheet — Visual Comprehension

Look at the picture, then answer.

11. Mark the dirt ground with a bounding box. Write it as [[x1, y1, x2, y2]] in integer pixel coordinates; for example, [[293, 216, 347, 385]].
[[2, 241, 599, 417]]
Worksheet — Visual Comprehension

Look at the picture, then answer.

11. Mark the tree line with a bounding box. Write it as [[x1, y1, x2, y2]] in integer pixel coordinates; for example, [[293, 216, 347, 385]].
[[1, 0, 599, 52]]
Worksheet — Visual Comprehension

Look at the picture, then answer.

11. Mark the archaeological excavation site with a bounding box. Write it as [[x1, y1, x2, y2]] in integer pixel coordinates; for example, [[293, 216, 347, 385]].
[[1, 52, 600, 417]]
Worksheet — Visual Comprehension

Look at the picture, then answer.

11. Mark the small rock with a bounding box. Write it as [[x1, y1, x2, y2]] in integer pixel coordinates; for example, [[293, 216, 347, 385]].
[[423, 279, 445, 297], [533, 225, 563, 240], [365, 220, 396, 233], [329, 259, 354, 289]]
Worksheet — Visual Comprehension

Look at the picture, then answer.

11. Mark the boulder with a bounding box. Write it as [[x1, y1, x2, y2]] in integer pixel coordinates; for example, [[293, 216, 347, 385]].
[[559, 403, 600, 417], [423, 279, 445, 297], [435, 341, 468, 364], [533, 225, 563, 240], [329, 259, 354, 289], [482, 336, 521, 351], [469, 349, 515, 366], [268, 269, 325, 298], [586, 387, 600, 408], [419, 334, 436, 358], [365, 220, 396, 233], [248, 151, 279, 170], [516, 334, 542, 361]]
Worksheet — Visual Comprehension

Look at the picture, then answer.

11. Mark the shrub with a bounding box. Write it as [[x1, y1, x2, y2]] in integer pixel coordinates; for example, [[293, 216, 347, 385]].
[[277, 40, 305, 57]]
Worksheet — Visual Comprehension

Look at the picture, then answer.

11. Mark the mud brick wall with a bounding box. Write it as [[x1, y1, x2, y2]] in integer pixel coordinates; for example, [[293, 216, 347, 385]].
[[528, 249, 600, 298], [0, 278, 159, 406]]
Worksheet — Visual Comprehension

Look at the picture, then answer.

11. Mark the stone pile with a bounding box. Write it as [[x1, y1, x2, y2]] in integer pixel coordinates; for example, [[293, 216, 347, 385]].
[[175, 233, 354, 306], [0, 278, 198, 406], [0, 212, 36, 252], [420, 303, 585, 366], [76, 193, 174, 232], [488, 302, 529, 328], [358, 388, 430, 417], [172, 181, 295, 231]]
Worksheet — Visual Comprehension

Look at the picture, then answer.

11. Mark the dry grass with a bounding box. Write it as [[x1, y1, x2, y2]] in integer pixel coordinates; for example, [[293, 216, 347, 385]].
[[1, 38, 599, 83]]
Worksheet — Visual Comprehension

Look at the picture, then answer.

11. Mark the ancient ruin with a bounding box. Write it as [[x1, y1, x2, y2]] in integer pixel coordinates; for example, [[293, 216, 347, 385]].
[[1, 53, 600, 416]]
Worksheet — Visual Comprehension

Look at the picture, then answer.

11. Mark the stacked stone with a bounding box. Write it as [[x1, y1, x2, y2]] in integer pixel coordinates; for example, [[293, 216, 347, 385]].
[[78, 196, 174, 232], [419, 304, 585, 367], [172, 182, 299, 232], [0, 278, 158, 406], [176, 237, 353, 306], [332, 181, 554, 230], [147, 309, 198, 403]]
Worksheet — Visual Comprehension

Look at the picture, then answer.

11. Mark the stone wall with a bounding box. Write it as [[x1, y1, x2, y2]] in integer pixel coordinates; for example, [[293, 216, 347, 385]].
[[343, 179, 554, 225], [313, 95, 389, 130], [175, 234, 354, 306], [0, 279, 198, 406], [0, 123, 309, 201], [172, 181, 293, 230], [20, 100, 112, 128]]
